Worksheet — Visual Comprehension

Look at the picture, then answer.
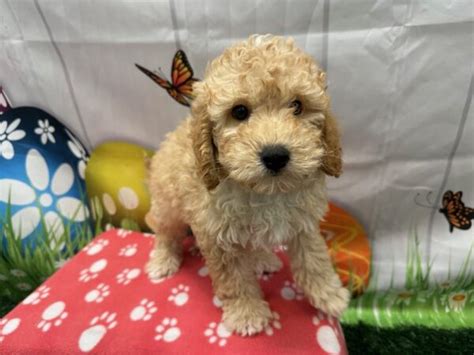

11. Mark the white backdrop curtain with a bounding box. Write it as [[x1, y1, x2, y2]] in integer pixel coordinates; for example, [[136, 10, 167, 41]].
[[1, 0, 473, 289]]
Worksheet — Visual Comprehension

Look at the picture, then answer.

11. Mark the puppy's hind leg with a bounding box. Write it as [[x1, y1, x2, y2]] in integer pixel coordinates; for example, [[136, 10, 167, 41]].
[[288, 229, 350, 318], [145, 209, 187, 279]]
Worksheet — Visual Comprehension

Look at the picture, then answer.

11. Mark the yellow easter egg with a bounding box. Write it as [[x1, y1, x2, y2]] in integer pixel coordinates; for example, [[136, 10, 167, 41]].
[[85, 141, 154, 230]]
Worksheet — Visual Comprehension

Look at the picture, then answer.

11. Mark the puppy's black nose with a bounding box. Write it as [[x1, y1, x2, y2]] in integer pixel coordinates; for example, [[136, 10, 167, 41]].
[[260, 145, 290, 174]]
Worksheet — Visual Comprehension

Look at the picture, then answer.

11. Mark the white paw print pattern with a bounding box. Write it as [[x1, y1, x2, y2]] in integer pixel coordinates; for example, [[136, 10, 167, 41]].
[[312, 312, 342, 353], [78, 312, 118, 353], [281, 280, 304, 301], [264, 311, 282, 336], [130, 299, 157, 321], [149, 249, 156, 259], [212, 296, 223, 308], [37, 301, 68, 332], [204, 322, 231, 347], [85, 283, 111, 303], [119, 244, 138, 257], [155, 318, 181, 342], [313, 310, 332, 325], [117, 229, 132, 238], [258, 272, 273, 281], [315, 324, 341, 354], [79, 259, 108, 282], [22, 285, 50, 305], [168, 284, 189, 306], [84, 239, 109, 256], [116, 268, 141, 285], [197, 266, 209, 277], [0, 318, 21, 343]]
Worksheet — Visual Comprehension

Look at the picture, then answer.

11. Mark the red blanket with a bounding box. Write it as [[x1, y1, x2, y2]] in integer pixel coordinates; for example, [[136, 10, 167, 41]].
[[1, 229, 347, 354]]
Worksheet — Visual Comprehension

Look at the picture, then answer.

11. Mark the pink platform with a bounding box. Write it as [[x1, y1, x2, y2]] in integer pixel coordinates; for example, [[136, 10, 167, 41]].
[[1, 229, 347, 354]]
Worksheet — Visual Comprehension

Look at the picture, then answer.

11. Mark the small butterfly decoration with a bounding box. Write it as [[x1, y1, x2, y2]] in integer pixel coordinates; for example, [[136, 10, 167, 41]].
[[136, 50, 199, 107], [415, 190, 474, 233]]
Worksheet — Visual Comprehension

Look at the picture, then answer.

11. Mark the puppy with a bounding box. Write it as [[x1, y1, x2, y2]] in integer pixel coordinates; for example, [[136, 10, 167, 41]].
[[146, 35, 350, 336]]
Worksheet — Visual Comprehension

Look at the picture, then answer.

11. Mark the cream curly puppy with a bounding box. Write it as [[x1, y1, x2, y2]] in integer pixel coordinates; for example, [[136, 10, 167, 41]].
[[146, 35, 350, 336]]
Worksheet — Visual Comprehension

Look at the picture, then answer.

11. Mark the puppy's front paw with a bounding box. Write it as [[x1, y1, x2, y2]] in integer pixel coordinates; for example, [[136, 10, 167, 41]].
[[309, 284, 350, 318], [222, 298, 273, 336], [254, 251, 283, 275], [145, 252, 181, 279]]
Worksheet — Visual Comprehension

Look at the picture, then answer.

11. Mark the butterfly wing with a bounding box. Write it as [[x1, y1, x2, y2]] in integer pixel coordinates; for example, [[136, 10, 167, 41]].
[[171, 50, 200, 105], [465, 207, 474, 219], [136, 63, 190, 106], [440, 190, 474, 232], [440, 191, 459, 232], [442, 190, 454, 209], [456, 214, 472, 230], [447, 212, 462, 232], [177, 78, 199, 100], [137, 51, 198, 107], [171, 50, 194, 87], [455, 193, 474, 229], [135, 64, 172, 90], [166, 88, 191, 107]]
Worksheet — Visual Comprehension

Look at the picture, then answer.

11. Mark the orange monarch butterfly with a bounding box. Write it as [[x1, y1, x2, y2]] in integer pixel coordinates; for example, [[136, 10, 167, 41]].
[[136, 50, 199, 107], [439, 191, 474, 233], [415, 190, 474, 232]]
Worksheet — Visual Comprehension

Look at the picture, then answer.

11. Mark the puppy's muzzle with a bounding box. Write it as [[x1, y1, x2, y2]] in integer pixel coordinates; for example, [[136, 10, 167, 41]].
[[260, 145, 290, 175]]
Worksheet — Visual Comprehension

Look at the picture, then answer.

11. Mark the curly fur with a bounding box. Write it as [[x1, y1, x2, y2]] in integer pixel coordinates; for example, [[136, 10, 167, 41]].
[[146, 35, 349, 336]]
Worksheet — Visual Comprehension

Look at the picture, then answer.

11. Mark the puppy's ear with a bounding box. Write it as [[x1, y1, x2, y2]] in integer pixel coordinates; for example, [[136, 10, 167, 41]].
[[190, 83, 222, 190], [316, 70, 342, 177], [321, 111, 343, 177], [317, 71, 328, 91]]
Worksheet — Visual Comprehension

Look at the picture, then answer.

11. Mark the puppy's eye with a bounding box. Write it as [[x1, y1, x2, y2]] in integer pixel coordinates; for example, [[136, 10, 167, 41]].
[[289, 100, 303, 116], [231, 105, 250, 121]]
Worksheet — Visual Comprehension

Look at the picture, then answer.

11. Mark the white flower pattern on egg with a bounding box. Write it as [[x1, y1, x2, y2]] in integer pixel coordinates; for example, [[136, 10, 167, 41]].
[[65, 129, 89, 180], [0, 118, 26, 160], [34, 119, 56, 145], [0, 149, 89, 243]]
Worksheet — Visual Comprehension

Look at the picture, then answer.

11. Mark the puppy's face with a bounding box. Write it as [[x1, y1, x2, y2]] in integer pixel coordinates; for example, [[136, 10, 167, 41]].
[[192, 36, 341, 194]]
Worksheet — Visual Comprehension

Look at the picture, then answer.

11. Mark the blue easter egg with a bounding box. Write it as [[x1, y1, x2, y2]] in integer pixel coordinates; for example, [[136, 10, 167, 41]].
[[0, 107, 91, 250]]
